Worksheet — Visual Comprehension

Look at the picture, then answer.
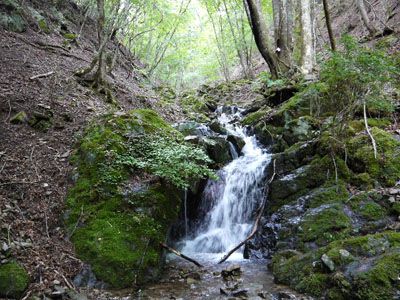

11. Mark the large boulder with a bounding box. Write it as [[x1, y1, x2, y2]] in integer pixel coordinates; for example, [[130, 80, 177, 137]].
[[66, 109, 213, 288]]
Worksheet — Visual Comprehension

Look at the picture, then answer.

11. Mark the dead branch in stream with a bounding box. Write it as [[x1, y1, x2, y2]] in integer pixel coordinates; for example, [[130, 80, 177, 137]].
[[218, 160, 276, 264], [160, 242, 203, 268]]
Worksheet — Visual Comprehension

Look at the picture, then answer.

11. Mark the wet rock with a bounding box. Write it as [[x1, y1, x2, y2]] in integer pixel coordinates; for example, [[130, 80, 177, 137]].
[[227, 135, 245, 153], [66, 289, 89, 300], [202, 136, 233, 166], [221, 264, 241, 280], [73, 265, 106, 289], [185, 271, 201, 284], [232, 289, 248, 298], [321, 254, 335, 272], [175, 122, 203, 136], [220, 287, 248, 298], [209, 119, 227, 135]]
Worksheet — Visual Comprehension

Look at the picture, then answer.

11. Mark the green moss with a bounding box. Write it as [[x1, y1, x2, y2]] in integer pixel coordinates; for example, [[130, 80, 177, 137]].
[[392, 202, 400, 215], [269, 154, 349, 213], [357, 201, 386, 221], [271, 232, 400, 298], [63, 33, 78, 40], [295, 273, 330, 297], [38, 19, 50, 33], [10, 111, 28, 124], [307, 182, 350, 209], [327, 231, 400, 257], [241, 108, 270, 126], [347, 127, 400, 186], [349, 118, 392, 133], [0, 262, 29, 299], [351, 172, 374, 189], [300, 204, 351, 245], [325, 247, 355, 267], [353, 252, 400, 299]]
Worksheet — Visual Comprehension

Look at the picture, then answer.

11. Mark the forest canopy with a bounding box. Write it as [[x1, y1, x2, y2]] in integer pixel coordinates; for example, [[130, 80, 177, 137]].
[[77, 0, 273, 91]]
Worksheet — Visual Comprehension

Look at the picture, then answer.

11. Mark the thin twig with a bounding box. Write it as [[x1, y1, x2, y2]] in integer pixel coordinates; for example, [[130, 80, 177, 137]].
[[30, 71, 54, 80], [68, 206, 84, 239], [331, 153, 339, 190], [44, 211, 50, 239]]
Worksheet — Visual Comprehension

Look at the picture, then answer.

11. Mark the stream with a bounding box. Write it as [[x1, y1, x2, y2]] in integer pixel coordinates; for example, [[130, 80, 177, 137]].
[[138, 107, 311, 300]]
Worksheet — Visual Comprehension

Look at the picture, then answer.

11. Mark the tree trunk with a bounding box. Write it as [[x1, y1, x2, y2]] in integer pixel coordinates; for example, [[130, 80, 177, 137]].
[[223, 0, 249, 78], [322, 0, 336, 51], [244, 0, 282, 79], [272, 0, 294, 68], [94, 0, 106, 86], [356, 0, 377, 36], [299, 0, 316, 75]]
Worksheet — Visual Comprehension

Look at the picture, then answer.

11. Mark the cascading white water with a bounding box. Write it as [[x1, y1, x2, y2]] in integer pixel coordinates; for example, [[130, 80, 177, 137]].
[[181, 107, 271, 259]]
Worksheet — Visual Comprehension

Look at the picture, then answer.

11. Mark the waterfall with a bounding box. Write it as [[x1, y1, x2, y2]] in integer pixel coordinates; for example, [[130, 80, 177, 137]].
[[184, 188, 188, 238], [181, 107, 271, 258]]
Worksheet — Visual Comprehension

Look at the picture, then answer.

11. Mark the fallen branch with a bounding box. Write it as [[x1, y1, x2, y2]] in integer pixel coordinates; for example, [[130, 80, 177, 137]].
[[30, 71, 54, 80], [160, 242, 203, 268], [218, 160, 276, 264], [363, 100, 377, 159]]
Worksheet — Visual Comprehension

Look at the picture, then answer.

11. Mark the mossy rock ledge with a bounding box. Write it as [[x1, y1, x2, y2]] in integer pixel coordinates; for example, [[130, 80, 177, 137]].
[[66, 109, 186, 289], [245, 86, 400, 299]]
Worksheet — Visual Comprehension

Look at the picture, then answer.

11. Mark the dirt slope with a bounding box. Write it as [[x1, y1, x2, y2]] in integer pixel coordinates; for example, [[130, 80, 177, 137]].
[[0, 0, 180, 296]]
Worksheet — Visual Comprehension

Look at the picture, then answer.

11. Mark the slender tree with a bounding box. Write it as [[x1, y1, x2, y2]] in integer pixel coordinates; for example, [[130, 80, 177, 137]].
[[356, 0, 377, 36], [322, 0, 336, 51], [299, 0, 316, 75], [243, 0, 283, 79]]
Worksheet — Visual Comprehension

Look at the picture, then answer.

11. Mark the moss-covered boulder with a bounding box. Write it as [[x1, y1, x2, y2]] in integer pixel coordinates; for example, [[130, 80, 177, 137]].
[[67, 109, 213, 288], [271, 232, 400, 299], [299, 204, 352, 246], [241, 107, 271, 126], [282, 116, 319, 146], [0, 262, 29, 299], [201, 136, 232, 167], [347, 128, 400, 187]]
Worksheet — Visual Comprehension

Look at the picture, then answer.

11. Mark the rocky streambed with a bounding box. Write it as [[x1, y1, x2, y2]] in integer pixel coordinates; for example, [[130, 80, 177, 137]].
[[138, 255, 312, 300]]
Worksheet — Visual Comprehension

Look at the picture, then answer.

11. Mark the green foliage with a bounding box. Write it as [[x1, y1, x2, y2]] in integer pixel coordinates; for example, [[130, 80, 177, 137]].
[[76, 109, 214, 190], [257, 71, 288, 88], [316, 36, 397, 122], [115, 134, 215, 189]]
